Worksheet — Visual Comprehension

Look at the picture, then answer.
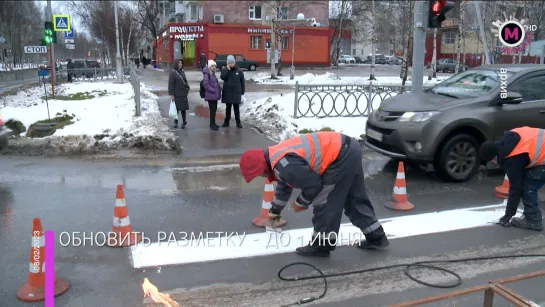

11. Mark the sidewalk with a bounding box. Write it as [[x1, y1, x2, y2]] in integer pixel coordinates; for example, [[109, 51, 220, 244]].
[[138, 68, 274, 158]]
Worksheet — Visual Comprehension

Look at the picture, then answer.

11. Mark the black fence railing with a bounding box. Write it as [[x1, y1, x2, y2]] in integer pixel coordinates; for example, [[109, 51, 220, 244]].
[[293, 82, 435, 119]]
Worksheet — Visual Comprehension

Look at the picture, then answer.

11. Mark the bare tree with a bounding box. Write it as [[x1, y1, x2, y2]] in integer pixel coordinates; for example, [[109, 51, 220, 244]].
[[432, 29, 437, 78], [455, 1, 465, 74], [134, 0, 160, 40], [398, 0, 414, 86], [368, 0, 376, 80], [329, 0, 351, 67]]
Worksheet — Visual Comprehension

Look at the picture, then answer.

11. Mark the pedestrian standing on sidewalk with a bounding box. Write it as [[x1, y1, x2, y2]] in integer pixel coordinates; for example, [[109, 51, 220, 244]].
[[202, 59, 222, 131], [168, 59, 190, 129], [220, 55, 245, 128], [479, 126, 544, 231]]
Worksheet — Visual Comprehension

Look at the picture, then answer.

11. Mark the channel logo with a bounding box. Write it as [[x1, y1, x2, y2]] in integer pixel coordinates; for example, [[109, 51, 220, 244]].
[[491, 17, 536, 48]]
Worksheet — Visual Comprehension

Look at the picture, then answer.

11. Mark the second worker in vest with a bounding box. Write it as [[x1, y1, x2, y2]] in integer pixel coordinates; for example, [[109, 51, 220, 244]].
[[479, 126, 545, 231], [239, 131, 389, 257]]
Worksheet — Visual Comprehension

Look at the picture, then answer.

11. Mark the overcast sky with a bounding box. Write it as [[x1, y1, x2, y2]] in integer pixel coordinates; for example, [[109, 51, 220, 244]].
[[36, 0, 82, 32]]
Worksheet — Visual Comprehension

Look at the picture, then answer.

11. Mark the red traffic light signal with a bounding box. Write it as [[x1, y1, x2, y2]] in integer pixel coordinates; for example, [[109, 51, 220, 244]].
[[428, 0, 453, 28], [431, 1, 441, 15]]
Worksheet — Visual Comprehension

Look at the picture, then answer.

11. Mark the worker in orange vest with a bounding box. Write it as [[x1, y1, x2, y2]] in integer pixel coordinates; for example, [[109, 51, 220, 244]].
[[239, 131, 389, 257], [480, 126, 545, 231]]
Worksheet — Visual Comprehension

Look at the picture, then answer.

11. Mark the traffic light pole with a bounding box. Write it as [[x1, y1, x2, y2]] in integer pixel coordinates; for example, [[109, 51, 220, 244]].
[[46, 0, 56, 96], [411, 0, 426, 93]]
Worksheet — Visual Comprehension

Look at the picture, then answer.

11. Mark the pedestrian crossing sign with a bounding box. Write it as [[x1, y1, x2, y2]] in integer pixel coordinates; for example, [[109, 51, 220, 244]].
[[53, 15, 71, 32]]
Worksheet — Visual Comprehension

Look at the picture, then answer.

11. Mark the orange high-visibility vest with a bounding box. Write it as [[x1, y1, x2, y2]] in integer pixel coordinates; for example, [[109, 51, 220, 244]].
[[268, 132, 343, 175], [506, 126, 545, 168]]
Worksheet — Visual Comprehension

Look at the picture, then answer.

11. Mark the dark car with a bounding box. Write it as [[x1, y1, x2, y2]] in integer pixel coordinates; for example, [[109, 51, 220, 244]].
[[214, 54, 259, 71], [436, 58, 469, 73], [362, 54, 387, 64], [70, 59, 95, 78], [354, 56, 364, 64], [362, 64, 545, 182]]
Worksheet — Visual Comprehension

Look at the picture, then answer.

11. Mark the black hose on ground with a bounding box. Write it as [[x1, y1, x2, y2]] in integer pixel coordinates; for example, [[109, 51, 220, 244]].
[[277, 253, 545, 306]]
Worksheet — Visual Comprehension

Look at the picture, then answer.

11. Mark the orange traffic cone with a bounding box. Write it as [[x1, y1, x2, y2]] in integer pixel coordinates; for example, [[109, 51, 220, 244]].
[[17, 218, 70, 302], [107, 185, 142, 247], [495, 174, 509, 199], [252, 179, 287, 227], [385, 161, 414, 211]]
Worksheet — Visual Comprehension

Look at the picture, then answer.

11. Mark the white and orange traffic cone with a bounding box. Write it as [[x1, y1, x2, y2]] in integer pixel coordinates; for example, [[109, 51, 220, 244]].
[[17, 218, 70, 302], [252, 179, 287, 228], [385, 161, 414, 211], [495, 174, 509, 199], [107, 185, 142, 247]]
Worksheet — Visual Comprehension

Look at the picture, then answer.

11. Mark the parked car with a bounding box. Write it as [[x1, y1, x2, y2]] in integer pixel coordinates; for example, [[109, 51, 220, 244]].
[[386, 55, 402, 65], [362, 54, 388, 64], [436, 58, 469, 73], [213, 54, 259, 71], [354, 56, 364, 64], [338, 55, 356, 64], [0, 113, 11, 150], [69, 59, 96, 78], [362, 64, 545, 182]]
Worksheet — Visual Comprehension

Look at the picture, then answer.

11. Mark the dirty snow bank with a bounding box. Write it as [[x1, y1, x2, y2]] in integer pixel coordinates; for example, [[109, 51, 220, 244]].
[[243, 91, 386, 142], [0, 81, 177, 156], [250, 72, 448, 86]]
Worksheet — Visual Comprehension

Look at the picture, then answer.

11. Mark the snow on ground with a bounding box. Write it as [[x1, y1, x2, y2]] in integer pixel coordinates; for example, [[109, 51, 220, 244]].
[[250, 72, 449, 86], [0, 81, 175, 154], [243, 90, 388, 142], [0, 63, 37, 71]]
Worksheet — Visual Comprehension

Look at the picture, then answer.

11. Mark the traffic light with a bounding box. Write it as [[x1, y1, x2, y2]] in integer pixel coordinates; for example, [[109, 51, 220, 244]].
[[428, 0, 454, 28], [44, 21, 54, 45]]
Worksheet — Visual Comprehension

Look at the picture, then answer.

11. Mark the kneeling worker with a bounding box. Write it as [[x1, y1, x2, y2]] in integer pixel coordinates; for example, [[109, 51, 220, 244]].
[[239, 131, 389, 257], [480, 126, 544, 231]]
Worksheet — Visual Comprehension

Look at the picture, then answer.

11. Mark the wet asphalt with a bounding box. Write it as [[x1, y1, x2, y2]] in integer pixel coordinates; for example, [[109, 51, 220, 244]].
[[0, 155, 544, 307]]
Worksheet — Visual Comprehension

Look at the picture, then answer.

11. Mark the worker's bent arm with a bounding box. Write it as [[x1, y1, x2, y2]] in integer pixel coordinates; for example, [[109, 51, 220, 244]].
[[503, 154, 529, 216], [272, 180, 293, 208], [273, 154, 323, 209]]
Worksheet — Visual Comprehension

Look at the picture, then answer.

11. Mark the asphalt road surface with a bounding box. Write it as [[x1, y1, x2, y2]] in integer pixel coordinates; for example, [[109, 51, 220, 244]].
[[0, 156, 543, 307]]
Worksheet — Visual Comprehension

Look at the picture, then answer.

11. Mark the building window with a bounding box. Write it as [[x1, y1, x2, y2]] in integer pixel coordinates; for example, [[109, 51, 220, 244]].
[[189, 4, 198, 21], [352, 49, 356, 55], [249, 5, 262, 20], [361, 49, 364, 55], [281, 36, 288, 50], [442, 32, 456, 44], [277, 7, 288, 19], [250, 35, 262, 49]]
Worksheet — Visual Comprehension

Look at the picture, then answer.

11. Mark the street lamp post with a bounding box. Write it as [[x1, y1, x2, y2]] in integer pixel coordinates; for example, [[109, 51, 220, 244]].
[[114, 1, 123, 83]]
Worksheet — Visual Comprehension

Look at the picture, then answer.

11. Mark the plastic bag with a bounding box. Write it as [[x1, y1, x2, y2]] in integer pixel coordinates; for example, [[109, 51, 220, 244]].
[[241, 96, 246, 105], [169, 100, 178, 120]]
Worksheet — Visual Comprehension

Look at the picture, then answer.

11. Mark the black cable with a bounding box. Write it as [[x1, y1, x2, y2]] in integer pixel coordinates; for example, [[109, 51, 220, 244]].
[[277, 253, 545, 306]]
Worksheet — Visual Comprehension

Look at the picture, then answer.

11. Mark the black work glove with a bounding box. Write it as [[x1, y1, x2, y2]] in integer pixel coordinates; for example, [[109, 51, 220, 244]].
[[496, 214, 513, 227]]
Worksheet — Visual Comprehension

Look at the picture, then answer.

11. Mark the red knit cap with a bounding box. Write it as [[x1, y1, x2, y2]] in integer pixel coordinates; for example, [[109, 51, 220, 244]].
[[239, 149, 270, 183]]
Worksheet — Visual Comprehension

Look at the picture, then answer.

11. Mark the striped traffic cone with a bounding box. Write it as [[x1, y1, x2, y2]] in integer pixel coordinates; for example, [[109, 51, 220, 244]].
[[107, 185, 142, 247], [17, 218, 70, 302], [495, 174, 509, 199], [385, 161, 414, 211], [252, 179, 287, 227]]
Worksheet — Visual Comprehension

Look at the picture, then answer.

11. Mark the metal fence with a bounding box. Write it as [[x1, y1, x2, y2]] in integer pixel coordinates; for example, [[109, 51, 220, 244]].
[[55, 67, 130, 82], [128, 63, 141, 116], [293, 82, 435, 119]]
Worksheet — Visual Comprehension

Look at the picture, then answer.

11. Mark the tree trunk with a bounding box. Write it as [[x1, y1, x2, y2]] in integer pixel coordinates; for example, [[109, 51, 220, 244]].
[[432, 28, 437, 78], [518, 49, 523, 64], [369, 0, 376, 80], [126, 18, 133, 64], [120, 24, 125, 66], [455, 1, 464, 74], [332, 0, 347, 67]]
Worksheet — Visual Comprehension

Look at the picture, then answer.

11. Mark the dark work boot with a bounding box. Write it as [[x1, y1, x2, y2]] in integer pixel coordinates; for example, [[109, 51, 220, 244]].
[[236, 122, 243, 128], [511, 217, 543, 231], [181, 121, 187, 129], [173, 119, 178, 128], [356, 226, 390, 250], [296, 234, 336, 257]]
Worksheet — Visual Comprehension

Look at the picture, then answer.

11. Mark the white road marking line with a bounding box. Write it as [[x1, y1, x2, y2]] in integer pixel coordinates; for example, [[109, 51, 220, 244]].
[[169, 164, 239, 173], [130, 202, 517, 268]]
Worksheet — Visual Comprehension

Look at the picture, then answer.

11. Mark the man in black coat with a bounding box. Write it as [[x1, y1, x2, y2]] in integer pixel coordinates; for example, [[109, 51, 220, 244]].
[[220, 55, 245, 128], [199, 51, 206, 69]]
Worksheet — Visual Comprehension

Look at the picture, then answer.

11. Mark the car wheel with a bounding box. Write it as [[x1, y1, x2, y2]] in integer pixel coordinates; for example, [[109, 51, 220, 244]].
[[249, 64, 256, 71], [434, 134, 480, 182], [442, 68, 448, 73]]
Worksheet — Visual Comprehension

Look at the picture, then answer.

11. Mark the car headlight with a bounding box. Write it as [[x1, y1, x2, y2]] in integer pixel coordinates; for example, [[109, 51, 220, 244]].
[[398, 111, 440, 122]]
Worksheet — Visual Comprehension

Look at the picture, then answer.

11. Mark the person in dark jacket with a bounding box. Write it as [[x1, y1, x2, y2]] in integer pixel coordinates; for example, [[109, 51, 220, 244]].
[[199, 51, 207, 69], [66, 59, 74, 83], [168, 59, 190, 129], [202, 60, 222, 131], [220, 55, 245, 128], [480, 126, 545, 231]]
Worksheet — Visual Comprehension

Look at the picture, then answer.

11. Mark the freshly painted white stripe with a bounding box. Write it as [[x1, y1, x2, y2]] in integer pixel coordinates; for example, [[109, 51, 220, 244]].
[[396, 172, 405, 179], [170, 164, 239, 173], [130, 203, 516, 268], [393, 186, 406, 194], [113, 217, 131, 227], [264, 184, 275, 192], [261, 200, 272, 209], [30, 235, 45, 248], [114, 198, 126, 207]]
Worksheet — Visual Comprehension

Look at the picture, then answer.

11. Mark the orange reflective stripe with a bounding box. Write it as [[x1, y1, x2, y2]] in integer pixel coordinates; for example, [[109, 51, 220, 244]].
[[268, 132, 342, 175], [507, 127, 545, 168]]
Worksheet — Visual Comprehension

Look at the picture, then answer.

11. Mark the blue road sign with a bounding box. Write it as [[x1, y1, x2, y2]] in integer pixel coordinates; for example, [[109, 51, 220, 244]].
[[38, 69, 50, 77], [64, 30, 74, 39], [53, 15, 70, 32]]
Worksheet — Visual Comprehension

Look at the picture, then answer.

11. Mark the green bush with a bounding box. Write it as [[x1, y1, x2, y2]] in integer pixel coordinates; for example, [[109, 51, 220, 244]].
[[298, 127, 335, 134], [26, 114, 75, 138], [4, 119, 26, 135]]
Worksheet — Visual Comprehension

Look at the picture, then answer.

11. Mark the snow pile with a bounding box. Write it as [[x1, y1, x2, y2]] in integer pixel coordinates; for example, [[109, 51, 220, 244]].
[[0, 81, 176, 155], [243, 90, 388, 142], [250, 72, 449, 86], [0, 63, 37, 71]]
